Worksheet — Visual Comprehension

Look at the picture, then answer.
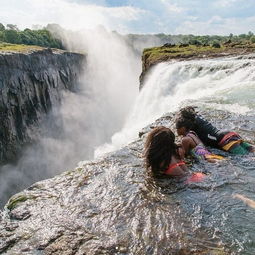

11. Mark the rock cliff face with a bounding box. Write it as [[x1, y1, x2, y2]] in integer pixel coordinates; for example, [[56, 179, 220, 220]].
[[0, 48, 85, 164]]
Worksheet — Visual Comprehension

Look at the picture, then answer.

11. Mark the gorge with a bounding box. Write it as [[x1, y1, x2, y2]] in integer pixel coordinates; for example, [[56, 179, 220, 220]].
[[0, 48, 85, 164], [1, 41, 255, 254]]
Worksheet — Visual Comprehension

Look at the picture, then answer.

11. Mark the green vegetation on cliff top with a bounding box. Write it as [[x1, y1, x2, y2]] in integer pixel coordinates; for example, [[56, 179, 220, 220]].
[[142, 41, 255, 70], [0, 42, 43, 53], [0, 42, 86, 55], [143, 44, 223, 62]]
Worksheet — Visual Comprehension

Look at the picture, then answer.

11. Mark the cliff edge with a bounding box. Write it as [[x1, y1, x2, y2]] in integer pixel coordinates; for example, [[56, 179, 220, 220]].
[[0, 47, 85, 164], [140, 41, 255, 89]]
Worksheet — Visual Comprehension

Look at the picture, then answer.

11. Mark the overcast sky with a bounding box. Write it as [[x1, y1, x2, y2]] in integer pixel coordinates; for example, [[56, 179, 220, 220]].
[[1, 0, 255, 35]]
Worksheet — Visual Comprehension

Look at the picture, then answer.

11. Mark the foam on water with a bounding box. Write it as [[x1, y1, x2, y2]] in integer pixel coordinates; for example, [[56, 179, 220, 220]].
[[94, 56, 255, 158]]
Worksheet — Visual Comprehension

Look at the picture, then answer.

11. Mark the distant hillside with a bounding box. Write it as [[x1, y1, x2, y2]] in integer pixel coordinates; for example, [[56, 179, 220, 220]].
[[124, 31, 255, 53]]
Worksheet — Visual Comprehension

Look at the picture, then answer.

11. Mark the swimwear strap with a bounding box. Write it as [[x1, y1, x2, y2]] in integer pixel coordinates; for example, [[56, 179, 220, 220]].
[[218, 132, 240, 147], [165, 161, 186, 175]]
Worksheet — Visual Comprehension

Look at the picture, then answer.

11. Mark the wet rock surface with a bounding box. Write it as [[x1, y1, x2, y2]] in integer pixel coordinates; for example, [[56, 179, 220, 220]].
[[2, 109, 255, 254], [0, 48, 85, 164]]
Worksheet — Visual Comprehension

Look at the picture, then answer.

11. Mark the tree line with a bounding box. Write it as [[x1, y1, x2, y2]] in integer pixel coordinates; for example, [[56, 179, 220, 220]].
[[1, 22, 255, 51], [126, 31, 255, 48], [157, 32, 255, 46], [0, 23, 64, 49]]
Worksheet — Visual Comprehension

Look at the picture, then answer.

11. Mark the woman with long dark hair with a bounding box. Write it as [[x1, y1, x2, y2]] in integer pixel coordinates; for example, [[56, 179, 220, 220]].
[[144, 126, 186, 176], [144, 126, 205, 183]]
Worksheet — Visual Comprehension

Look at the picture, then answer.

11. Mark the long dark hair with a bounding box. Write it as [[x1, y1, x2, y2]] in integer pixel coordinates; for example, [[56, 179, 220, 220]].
[[144, 126, 179, 175]]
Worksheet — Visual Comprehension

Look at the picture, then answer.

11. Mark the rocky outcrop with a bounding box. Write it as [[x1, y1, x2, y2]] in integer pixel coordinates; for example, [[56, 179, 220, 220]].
[[0, 48, 85, 164], [2, 109, 253, 254], [1, 105, 255, 254]]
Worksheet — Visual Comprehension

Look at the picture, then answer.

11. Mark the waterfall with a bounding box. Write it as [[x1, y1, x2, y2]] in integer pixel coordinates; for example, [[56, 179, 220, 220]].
[[95, 55, 255, 157]]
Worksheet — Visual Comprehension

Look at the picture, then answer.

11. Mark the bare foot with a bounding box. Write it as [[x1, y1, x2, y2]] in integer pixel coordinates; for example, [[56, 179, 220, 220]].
[[206, 158, 216, 163]]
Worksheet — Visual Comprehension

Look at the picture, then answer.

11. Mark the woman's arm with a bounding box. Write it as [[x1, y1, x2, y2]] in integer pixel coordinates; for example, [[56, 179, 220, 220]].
[[181, 137, 193, 156], [177, 146, 185, 159]]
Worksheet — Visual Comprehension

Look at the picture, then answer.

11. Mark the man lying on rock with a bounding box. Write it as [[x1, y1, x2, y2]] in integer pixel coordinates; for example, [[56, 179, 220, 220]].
[[143, 107, 254, 184], [176, 106, 255, 155]]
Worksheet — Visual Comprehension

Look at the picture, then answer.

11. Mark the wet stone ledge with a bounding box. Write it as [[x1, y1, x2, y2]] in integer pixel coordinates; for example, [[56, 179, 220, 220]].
[[0, 110, 244, 255]]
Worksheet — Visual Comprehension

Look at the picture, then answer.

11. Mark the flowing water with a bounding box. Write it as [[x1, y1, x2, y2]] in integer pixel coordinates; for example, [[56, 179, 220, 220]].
[[95, 54, 255, 156], [92, 54, 255, 254]]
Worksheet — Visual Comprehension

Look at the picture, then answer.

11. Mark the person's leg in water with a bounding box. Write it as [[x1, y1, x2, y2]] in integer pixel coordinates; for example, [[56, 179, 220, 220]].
[[228, 141, 254, 155], [233, 194, 255, 209], [240, 141, 255, 152]]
